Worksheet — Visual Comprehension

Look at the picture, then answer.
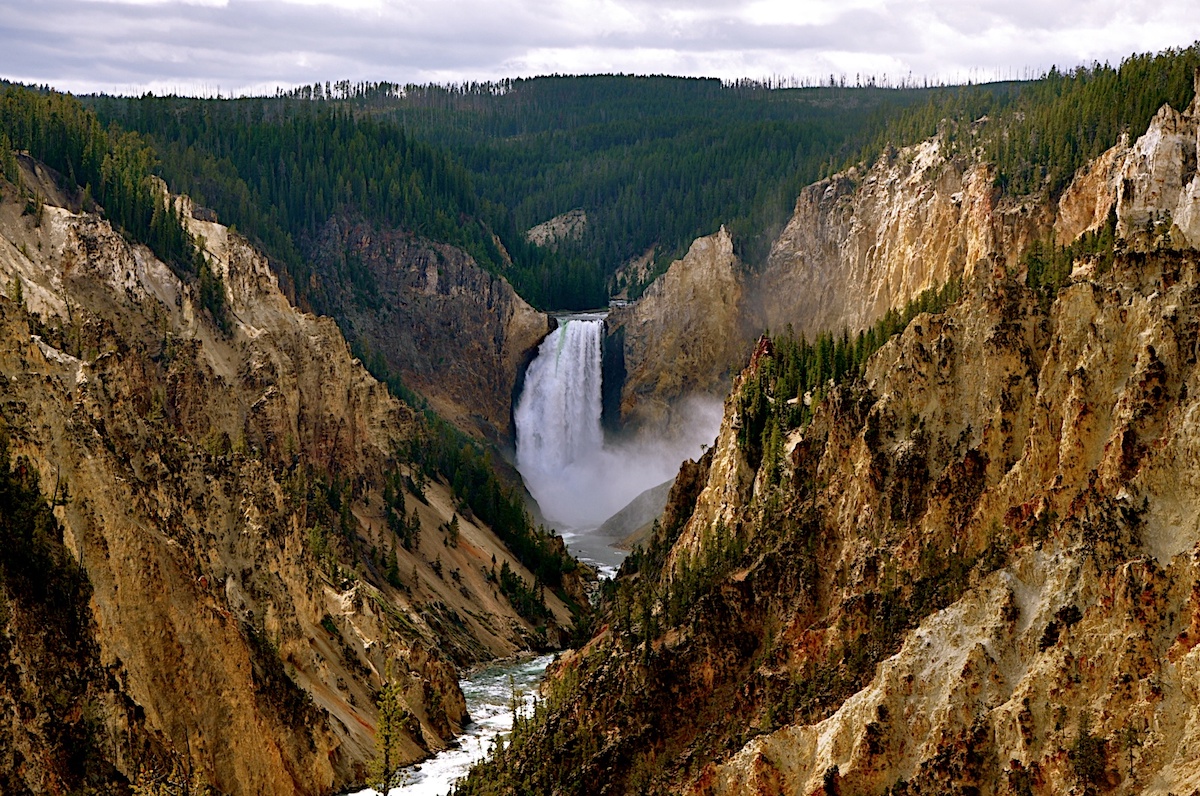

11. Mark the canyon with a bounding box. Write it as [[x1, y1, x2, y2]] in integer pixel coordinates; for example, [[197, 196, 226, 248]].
[[456, 78, 1200, 796], [6, 61, 1200, 796], [607, 135, 1048, 434], [0, 163, 578, 795]]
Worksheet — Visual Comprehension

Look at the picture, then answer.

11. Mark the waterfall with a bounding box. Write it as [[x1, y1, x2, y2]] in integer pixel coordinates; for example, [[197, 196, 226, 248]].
[[514, 312, 723, 540], [514, 316, 605, 528]]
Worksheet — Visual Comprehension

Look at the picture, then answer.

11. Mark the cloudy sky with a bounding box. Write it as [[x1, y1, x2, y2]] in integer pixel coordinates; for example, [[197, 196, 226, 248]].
[[2, 0, 1199, 96]]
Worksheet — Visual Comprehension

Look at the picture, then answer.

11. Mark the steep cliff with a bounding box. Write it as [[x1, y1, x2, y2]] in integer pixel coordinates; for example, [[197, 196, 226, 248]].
[[0, 166, 575, 795], [608, 137, 1050, 433], [606, 227, 751, 433], [459, 94, 1200, 796], [0, 435, 171, 796], [305, 215, 552, 445], [757, 138, 1047, 336], [1056, 91, 1200, 254]]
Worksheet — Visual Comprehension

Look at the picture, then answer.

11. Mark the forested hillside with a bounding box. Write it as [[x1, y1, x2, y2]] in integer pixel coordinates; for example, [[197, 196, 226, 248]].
[[87, 78, 943, 310], [855, 45, 1200, 196], [339, 76, 941, 285], [84, 95, 581, 307], [84, 50, 1200, 316], [0, 82, 227, 325]]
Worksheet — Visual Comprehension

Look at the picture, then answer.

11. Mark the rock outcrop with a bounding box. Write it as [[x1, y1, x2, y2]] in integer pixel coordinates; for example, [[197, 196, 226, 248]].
[[695, 244, 1200, 795], [458, 93, 1200, 796], [1056, 90, 1200, 252], [606, 227, 750, 432], [526, 209, 588, 248], [0, 167, 573, 795], [607, 141, 1049, 434], [305, 215, 552, 445], [757, 139, 1047, 336]]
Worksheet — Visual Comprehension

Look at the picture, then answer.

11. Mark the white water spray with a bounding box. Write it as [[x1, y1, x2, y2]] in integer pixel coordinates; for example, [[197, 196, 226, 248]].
[[514, 316, 605, 482], [514, 313, 722, 534]]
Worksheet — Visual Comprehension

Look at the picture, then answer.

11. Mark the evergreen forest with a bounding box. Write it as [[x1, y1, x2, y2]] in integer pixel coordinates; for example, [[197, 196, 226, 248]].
[[84, 78, 938, 310], [76, 45, 1200, 316]]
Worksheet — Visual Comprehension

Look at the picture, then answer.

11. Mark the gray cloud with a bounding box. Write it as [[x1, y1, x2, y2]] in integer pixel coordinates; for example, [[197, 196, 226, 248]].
[[1, 0, 1198, 94]]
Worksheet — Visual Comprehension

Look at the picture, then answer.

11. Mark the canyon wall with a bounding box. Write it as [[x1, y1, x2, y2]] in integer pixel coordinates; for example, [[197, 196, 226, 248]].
[[757, 139, 1047, 336], [609, 139, 1050, 434], [461, 91, 1200, 796], [606, 227, 750, 433], [306, 215, 552, 446], [0, 170, 573, 795]]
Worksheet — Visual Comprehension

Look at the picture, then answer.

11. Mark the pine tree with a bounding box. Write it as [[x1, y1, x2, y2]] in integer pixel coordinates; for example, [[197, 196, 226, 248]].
[[369, 671, 409, 791]]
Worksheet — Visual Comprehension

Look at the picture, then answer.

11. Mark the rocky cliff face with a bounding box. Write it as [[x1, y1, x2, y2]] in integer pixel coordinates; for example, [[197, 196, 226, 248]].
[[0, 170, 573, 795], [608, 139, 1049, 434], [1057, 90, 1200, 253], [459, 95, 1200, 796], [306, 215, 552, 445], [606, 227, 750, 432], [757, 138, 1047, 336]]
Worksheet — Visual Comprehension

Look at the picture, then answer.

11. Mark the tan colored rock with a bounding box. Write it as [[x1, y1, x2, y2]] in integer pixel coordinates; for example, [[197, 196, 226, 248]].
[[696, 254, 1200, 795], [526, 208, 588, 248], [611, 246, 657, 300], [607, 226, 750, 432], [758, 139, 1047, 338], [306, 215, 552, 444], [610, 139, 1048, 434], [1054, 136, 1129, 245], [1116, 102, 1198, 244], [0, 176, 572, 795], [1056, 83, 1200, 252]]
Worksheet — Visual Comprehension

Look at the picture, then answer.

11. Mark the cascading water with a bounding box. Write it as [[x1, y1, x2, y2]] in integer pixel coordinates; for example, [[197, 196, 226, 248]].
[[514, 316, 605, 482], [513, 314, 607, 530], [352, 320, 721, 796], [514, 311, 723, 564]]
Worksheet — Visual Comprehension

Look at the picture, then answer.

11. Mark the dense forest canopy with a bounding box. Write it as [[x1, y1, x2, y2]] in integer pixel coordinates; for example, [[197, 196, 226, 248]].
[[82, 94, 562, 309], [292, 76, 945, 288], [84, 77, 943, 310], [855, 45, 1200, 196], [79, 46, 1200, 313]]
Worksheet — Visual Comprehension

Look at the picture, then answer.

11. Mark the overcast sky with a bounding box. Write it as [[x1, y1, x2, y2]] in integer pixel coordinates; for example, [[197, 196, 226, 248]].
[[2, 0, 1199, 96]]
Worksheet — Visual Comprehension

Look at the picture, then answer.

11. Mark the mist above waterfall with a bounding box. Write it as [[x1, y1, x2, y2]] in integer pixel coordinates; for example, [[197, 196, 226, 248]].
[[514, 315, 722, 531]]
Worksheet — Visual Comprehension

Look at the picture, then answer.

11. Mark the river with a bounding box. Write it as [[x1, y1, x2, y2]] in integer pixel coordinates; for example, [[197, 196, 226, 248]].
[[350, 309, 716, 794], [346, 653, 555, 796]]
